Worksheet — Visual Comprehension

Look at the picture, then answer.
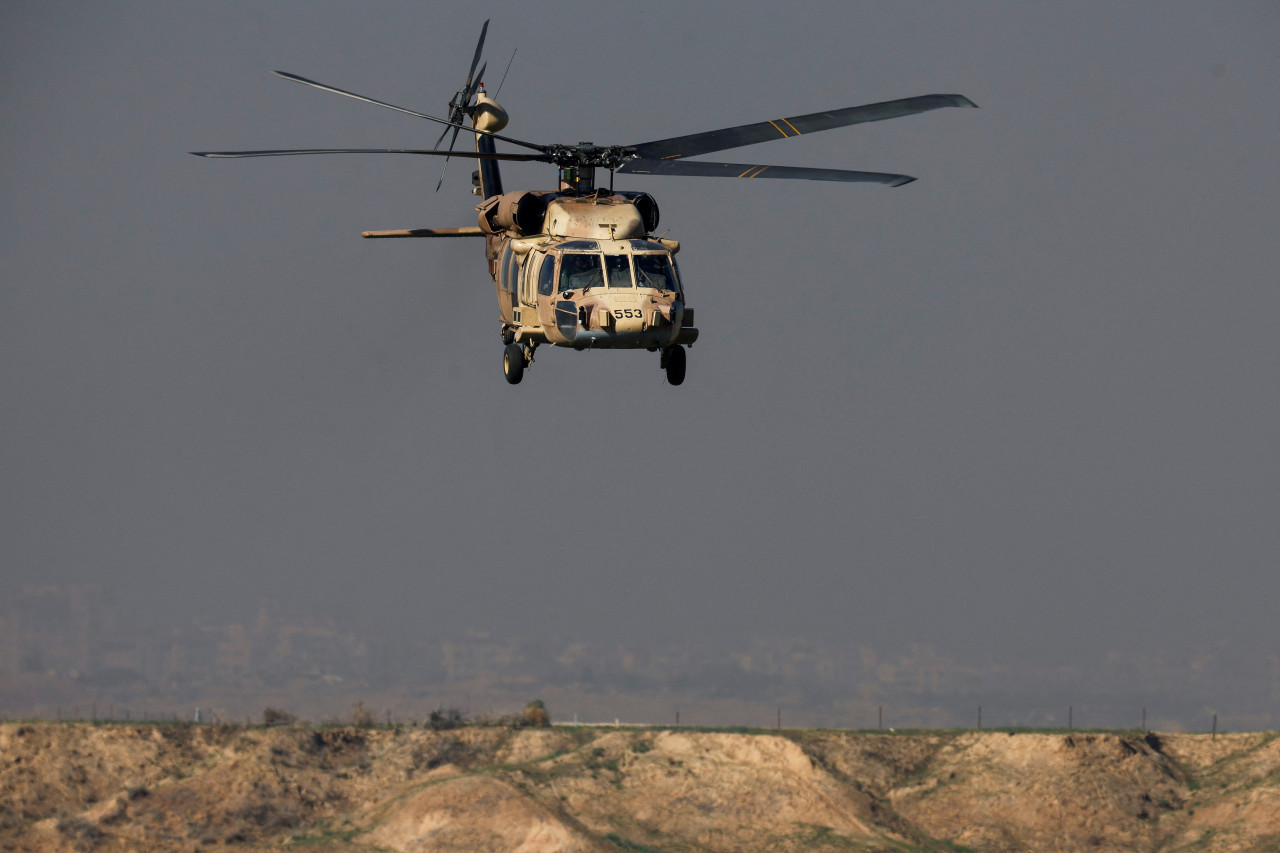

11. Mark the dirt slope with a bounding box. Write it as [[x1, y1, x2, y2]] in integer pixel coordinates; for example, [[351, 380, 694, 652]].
[[2, 723, 1278, 852]]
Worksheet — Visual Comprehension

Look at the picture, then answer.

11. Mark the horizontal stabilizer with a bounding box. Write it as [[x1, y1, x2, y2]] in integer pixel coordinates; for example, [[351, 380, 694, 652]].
[[361, 227, 485, 238]]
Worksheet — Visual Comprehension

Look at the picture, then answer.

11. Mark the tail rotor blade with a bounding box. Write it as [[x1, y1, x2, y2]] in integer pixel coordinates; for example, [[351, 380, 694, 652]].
[[445, 124, 463, 153], [432, 125, 465, 191], [465, 62, 487, 105], [464, 20, 489, 92], [434, 20, 489, 189]]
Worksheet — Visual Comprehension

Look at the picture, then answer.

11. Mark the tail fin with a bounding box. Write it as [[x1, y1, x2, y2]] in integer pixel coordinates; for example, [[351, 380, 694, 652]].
[[476, 132, 504, 199]]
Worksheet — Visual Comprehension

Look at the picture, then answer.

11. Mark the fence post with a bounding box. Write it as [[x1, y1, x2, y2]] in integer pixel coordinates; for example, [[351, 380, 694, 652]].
[[1212, 713, 1217, 739], [1068, 705, 1073, 730], [878, 706, 883, 730]]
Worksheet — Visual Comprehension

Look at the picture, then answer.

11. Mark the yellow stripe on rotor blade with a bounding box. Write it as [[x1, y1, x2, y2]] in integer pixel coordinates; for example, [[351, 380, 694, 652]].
[[768, 120, 791, 138], [781, 118, 801, 135], [744, 165, 770, 178]]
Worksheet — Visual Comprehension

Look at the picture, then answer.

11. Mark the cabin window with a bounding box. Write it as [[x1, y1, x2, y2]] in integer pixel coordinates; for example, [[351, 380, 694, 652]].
[[536, 254, 556, 296], [604, 254, 633, 288], [559, 253, 603, 291], [634, 254, 677, 291]]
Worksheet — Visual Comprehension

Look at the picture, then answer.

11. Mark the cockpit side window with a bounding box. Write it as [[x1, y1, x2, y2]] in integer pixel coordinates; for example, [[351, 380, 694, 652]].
[[604, 254, 633, 288], [537, 253, 557, 296], [634, 254, 677, 291], [559, 253, 603, 292], [500, 243, 515, 290]]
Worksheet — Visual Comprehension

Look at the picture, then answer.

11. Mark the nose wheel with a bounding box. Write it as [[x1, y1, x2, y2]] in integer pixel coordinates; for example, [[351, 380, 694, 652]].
[[661, 345, 686, 385]]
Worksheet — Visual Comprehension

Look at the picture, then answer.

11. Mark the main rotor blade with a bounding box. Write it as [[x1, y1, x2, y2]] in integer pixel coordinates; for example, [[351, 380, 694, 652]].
[[272, 71, 547, 152], [464, 20, 489, 92], [617, 158, 915, 186], [191, 147, 548, 161], [628, 94, 977, 160]]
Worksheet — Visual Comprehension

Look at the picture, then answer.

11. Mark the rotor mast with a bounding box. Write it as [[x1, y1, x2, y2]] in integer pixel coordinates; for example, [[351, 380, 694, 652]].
[[559, 145, 598, 193]]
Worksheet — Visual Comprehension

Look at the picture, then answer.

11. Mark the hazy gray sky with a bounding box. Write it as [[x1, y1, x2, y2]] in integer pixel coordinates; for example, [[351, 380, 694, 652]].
[[3, 2, 1278, 670]]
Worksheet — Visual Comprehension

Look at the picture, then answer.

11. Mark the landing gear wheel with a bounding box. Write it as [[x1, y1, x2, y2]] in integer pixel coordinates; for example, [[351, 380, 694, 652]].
[[501, 327, 515, 345], [663, 345, 686, 386], [503, 342, 525, 385]]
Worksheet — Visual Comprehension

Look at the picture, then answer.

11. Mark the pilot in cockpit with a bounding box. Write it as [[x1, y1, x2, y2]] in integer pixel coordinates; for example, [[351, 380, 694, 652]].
[[559, 254, 604, 291]]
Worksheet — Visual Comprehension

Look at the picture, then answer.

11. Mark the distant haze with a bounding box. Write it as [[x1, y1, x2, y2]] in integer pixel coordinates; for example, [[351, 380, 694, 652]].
[[3, 2, 1278, 722]]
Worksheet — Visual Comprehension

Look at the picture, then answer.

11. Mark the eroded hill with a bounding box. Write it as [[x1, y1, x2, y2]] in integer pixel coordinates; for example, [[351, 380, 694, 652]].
[[2, 722, 1279, 852]]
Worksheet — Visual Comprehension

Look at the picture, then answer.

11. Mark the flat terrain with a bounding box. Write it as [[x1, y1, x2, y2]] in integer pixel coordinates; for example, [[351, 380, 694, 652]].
[[2, 722, 1279, 852]]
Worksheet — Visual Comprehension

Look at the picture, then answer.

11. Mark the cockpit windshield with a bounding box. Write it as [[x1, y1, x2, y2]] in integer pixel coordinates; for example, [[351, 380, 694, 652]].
[[604, 254, 633, 288], [634, 254, 678, 291], [558, 248, 678, 293]]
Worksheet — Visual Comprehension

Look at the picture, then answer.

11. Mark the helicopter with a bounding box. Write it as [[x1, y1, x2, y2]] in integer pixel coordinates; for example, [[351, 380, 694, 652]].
[[193, 21, 976, 385]]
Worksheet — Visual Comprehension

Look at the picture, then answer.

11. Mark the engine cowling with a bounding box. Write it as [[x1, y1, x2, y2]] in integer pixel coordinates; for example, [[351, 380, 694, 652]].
[[622, 192, 660, 234], [478, 191, 551, 236]]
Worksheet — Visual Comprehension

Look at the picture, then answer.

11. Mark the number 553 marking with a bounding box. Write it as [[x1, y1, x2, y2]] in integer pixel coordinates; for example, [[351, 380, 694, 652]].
[[612, 308, 642, 319]]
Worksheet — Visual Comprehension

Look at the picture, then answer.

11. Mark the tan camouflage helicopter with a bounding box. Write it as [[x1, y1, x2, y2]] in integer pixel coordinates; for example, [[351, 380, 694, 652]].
[[194, 21, 976, 385]]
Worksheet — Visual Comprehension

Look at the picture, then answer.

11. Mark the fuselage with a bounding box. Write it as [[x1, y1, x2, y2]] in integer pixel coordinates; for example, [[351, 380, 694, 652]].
[[470, 89, 697, 352], [486, 195, 697, 350]]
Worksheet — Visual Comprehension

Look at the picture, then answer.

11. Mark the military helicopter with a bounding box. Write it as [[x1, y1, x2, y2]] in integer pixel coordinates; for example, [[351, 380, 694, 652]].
[[193, 21, 976, 385]]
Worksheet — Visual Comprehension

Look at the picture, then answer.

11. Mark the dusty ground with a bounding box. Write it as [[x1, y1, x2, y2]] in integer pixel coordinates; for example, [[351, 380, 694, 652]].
[[2, 722, 1278, 852]]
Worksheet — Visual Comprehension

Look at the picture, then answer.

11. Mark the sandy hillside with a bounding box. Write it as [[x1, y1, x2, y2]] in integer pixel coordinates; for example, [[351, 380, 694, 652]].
[[2, 723, 1278, 852]]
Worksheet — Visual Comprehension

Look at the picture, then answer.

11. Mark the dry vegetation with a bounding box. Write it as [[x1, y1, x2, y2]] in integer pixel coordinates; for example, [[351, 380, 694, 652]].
[[2, 721, 1279, 852]]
